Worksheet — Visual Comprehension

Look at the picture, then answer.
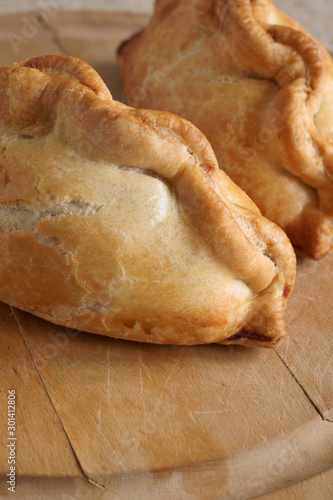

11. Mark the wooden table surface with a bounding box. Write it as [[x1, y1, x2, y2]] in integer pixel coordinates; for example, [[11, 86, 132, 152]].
[[0, 10, 333, 500]]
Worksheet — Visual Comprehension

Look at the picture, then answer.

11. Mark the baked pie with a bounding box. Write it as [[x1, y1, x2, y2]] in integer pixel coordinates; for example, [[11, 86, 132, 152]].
[[118, 0, 333, 260], [0, 55, 295, 347]]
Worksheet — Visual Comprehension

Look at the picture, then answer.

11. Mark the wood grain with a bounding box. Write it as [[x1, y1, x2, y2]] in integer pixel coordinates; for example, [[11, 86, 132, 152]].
[[11, 308, 332, 499], [0, 13, 65, 66], [278, 253, 333, 421], [97, 420, 333, 500], [0, 303, 99, 499], [255, 465, 333, 500]]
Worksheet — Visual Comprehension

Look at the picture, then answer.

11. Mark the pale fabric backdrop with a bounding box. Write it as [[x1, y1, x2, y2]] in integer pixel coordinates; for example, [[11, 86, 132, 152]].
[[0, 0, 333, 51]]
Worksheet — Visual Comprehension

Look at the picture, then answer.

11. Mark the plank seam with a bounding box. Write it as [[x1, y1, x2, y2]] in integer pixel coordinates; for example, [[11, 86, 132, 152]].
[[10, 306, 106, 493], [8, 307, 333, 498], [35, 10, 69, 55], [275, 350, 333, 423]]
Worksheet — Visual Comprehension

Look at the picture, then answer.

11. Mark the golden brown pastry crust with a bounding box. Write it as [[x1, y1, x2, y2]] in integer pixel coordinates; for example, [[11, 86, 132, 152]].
[[118, 0, 333, 260], [0, 55, 295, 347]]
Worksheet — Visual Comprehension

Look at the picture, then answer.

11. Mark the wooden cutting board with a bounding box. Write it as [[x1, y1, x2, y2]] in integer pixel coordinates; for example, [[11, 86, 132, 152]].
[[0, 11, 333, 500]]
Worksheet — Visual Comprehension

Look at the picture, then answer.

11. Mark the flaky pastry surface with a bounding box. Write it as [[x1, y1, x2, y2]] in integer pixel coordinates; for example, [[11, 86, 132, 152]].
[[0, 55, 295, 347], [118, 0, 333, 259]]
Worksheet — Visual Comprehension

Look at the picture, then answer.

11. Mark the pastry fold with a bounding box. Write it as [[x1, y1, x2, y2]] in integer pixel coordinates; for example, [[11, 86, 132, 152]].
[[118, 0, 333, 259], [0, 55, 295, 347]]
